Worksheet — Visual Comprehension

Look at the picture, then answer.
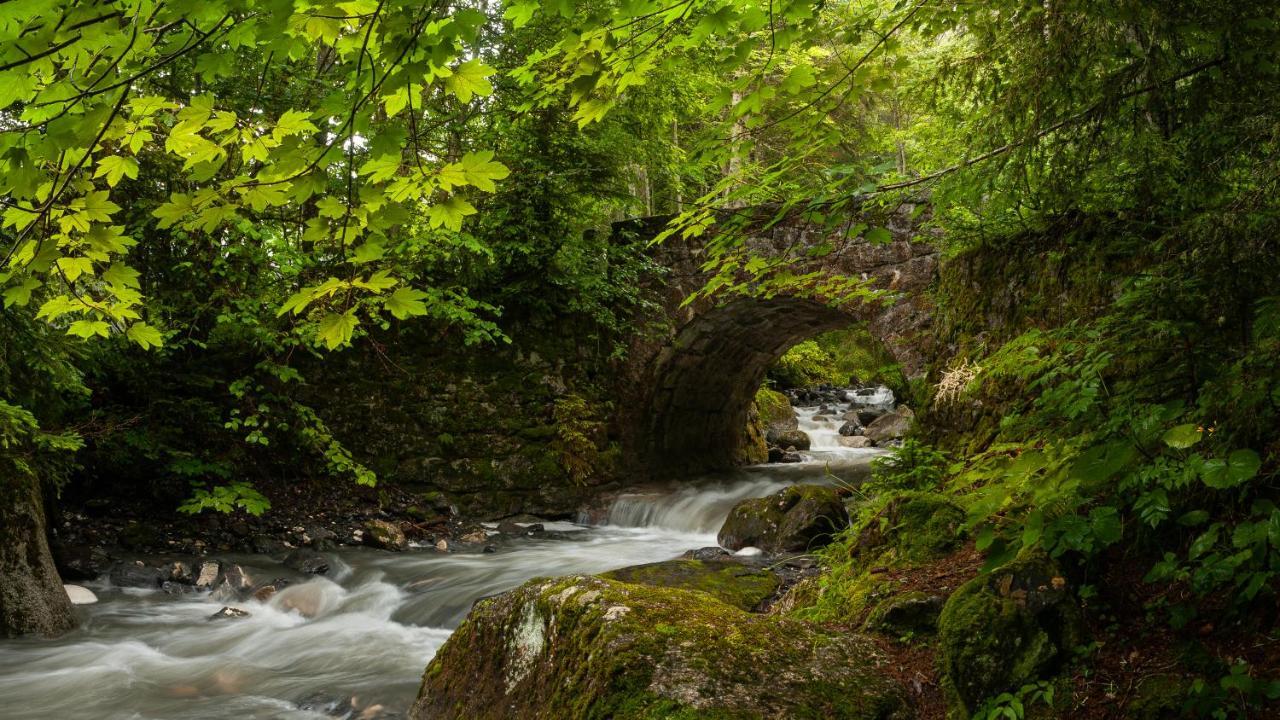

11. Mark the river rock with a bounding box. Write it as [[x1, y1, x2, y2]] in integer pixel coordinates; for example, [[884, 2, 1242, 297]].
[[601, 559, 778, 611], [63, 585, 98, 605], [770, 429, 811, 451], [767, 447, 803, 463], [838, 435, 875, 449], [838, 420, 863, 436], [411, 575, 907, 720], [161, 581, 193, 596], [210, 564, 253, 602], [717, 485, 850, 554], [863, 406, 914, 444], [208, 606, 251, 621], [938, 553, 1083, 714], [166, 560, 194, 584], [681, 546, 732, 561], [109, 561, 164, 589], [283, 548, 329, 575], [363, 520, 407, 551], [194, 561, 220, 589], [253, 579, 291, 602]]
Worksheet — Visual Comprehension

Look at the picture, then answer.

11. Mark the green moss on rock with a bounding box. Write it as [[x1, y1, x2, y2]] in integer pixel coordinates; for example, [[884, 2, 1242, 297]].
[[600, 559, 778, 611], [937, 553, 1083, 715], [413, 575, 908, 720], [717, 484, 850, 554], [853, 492, 964, 564]]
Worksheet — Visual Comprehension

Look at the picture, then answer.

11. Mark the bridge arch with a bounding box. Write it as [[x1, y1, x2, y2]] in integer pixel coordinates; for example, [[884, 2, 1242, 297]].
[[618, 208, 939, 478]]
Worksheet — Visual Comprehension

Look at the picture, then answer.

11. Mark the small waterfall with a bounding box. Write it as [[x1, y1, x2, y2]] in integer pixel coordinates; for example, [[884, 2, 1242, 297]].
[[598, 477, 789, 534], [796, 407, 844, 450]]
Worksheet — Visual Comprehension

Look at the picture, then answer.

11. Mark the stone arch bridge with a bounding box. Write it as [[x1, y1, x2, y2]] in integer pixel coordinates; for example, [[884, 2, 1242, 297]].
[[614, 205, 939, 478]]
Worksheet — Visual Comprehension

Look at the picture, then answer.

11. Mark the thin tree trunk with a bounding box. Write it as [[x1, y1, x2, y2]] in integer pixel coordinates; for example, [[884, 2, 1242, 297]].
[[0, 471, 75, 638]]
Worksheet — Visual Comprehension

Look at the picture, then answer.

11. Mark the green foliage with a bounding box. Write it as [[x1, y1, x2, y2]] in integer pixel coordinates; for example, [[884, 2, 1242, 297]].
[[869, 439, 948, 493], [770, 340, 836, 388], [971, 681, 1055, 720], [552, 394, 604, 485], [769, 328, 902, 389], [178, 480, 270, 516]]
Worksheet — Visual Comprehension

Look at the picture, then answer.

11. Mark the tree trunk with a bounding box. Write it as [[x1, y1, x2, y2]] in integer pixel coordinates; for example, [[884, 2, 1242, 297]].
[[0, 470, 75, 638]]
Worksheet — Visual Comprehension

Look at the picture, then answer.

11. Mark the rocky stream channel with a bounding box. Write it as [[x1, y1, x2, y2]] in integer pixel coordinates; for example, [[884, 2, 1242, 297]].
[[0, 387, 909, 720]]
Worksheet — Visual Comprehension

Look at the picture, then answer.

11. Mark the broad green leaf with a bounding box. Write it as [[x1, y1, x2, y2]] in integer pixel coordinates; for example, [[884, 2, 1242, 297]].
[[2, 277, 40, 308], [1200, 449, 1262, 489], [317, 311, 359, 350], [445, 60, 495, 104], [94, 156, 139, 187], [864, 227, 892, 244], [68, 320, 111, 339], [427, 195, 476, 231], [384, 287, 429, 319], [353, 270, 397, 292], [126, 322, 164, 350], [102, 263, 140, 289], [57, 256, 95, 282], [1162, 424, 1202, 449]]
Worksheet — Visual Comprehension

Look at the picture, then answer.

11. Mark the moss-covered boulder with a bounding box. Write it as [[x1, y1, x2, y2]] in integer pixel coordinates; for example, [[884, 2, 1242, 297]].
[[756, 386, 797, 431], [413, 575, 907, 720], [600, 559, 778, 611], [853, 492, 964, 564], [717, 484, 850, 554], [363, 519, 407, 551], [938, 553, 1083, 714]]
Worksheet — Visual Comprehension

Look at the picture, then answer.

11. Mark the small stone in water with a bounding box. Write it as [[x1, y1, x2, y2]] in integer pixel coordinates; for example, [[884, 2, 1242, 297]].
[[64, 584, 98, 605], [195, 561, 220, 589], [734, 547, 764, 557], [208, 606, 250, 621], [435, 539, 449, 552]]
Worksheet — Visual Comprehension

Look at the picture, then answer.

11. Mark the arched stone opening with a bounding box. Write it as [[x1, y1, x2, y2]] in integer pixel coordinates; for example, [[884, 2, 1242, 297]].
[[644, 297, 866, 476]]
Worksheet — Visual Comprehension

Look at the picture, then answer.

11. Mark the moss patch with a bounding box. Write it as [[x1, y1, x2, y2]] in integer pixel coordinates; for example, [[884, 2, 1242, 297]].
[[601, 559, 778, 611]]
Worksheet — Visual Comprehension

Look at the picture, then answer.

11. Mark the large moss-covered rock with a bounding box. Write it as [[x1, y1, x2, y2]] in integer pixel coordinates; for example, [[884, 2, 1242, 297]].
[[413, 575, 907, 720], [717, 484, 850, 554], [600, 559, 778, 611], [938, 553, 1083, 714]]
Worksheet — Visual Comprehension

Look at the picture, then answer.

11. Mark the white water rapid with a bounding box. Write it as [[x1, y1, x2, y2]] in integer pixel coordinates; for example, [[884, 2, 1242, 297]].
[[0, 403, 884, 720]]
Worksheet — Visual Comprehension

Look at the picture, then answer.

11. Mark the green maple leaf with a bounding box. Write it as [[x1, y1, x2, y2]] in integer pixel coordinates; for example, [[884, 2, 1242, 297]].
[[353, 269, 397, 292], [126, 321, 164, 350], [445, 60, 495, 104], [384, 287, 430, 320], [317, 311, 359, 350], [94, 156, 139, 187], [68, 320, 111, 339], [426, 195, 476, 231], [153, 194, 194, 229], [2, 277, 41, 308]]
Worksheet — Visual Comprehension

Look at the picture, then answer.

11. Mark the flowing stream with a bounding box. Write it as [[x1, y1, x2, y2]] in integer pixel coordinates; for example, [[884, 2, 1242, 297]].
[[0, 407, 879, 720]]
